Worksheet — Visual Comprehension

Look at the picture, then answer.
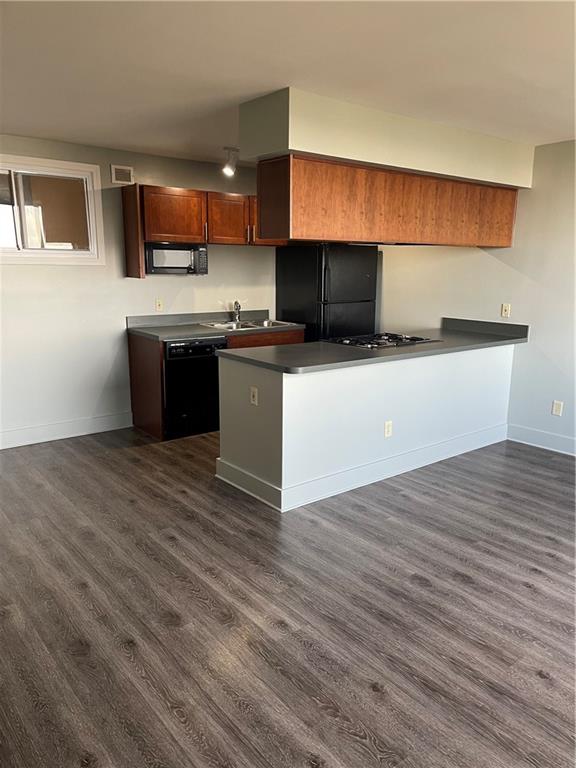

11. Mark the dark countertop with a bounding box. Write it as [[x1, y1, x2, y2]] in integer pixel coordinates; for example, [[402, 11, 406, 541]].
[[216, 318, 529, 374], [126, 310, 305, 342]]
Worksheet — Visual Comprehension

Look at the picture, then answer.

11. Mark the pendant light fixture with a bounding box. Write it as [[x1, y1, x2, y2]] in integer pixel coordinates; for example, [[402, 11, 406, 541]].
[[222, 146, 239, 177]]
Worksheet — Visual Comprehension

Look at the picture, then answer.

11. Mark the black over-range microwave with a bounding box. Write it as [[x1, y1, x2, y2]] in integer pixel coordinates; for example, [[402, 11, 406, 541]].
[[145, 242, 208, 275]]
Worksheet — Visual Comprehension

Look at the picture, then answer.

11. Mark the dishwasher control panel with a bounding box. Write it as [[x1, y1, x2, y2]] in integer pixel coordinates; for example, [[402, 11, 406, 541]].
[[165, 337, 227, 360]]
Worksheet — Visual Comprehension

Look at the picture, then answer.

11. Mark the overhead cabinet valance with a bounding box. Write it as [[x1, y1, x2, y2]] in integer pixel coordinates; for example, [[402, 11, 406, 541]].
[[257, 154, 518, 247]]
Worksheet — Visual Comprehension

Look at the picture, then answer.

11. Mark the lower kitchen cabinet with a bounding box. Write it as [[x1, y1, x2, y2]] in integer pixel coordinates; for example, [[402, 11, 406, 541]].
[[127, 328, 305, 439], [227, 329, 305, 348], [127, 334, 164, 440]]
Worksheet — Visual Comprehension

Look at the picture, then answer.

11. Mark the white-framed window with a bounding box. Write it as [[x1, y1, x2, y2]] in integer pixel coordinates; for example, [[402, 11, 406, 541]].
[[0, 155, 105, 265]]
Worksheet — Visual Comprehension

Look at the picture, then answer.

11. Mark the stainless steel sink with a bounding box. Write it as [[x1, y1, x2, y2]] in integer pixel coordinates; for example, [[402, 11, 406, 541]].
[[251, 320, 294, 328], [202, 319, 295, 331], [201, 321, 258, 331]]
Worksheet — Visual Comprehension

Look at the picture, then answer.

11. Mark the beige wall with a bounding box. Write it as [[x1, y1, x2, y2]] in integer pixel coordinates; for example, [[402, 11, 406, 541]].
[[0, 134, 275, 448], [240, 88, 535, 187], [381, 140, 575, 454], [239, 88, 290, 162]]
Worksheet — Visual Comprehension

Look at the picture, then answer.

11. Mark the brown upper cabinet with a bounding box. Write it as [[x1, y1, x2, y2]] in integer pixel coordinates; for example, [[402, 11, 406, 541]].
[[249, 196, 288, 246], [207, 192, 250, 245], [477, 185, 518, 248], [143, 186, 207, 243], [123, 185, 277, 278], [257, 155, 518, 247]]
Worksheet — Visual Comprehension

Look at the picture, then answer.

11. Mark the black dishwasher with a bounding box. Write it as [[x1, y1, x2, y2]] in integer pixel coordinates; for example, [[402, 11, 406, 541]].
[[164, 337, 227, 439]]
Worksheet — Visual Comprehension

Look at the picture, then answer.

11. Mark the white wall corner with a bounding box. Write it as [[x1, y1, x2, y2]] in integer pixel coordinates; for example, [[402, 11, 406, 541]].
[[507, 424, 576, 456]]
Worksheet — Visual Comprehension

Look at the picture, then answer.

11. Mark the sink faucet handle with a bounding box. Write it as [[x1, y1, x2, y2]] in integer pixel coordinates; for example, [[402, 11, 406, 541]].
[[233, 300, 241, 322]]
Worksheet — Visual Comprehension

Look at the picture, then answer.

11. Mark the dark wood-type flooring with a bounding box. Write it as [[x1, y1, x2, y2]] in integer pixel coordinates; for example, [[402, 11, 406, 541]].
[[0, 433, 574, 768]]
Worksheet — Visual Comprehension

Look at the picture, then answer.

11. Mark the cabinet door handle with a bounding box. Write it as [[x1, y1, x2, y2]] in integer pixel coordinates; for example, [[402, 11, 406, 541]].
[[204, 221, 208, 241], [252, 224, 257, 243], [246, 225, 250, 244]]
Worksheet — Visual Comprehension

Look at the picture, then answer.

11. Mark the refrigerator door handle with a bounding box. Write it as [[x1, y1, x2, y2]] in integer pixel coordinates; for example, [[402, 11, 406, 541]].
[[320, 245, 330, 302], [322, 263, 331, 302], [322, 304, 330, 339]]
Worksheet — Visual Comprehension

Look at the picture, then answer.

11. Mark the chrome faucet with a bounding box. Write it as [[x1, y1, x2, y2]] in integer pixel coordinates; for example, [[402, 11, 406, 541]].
[[232, 300, 241, 323]]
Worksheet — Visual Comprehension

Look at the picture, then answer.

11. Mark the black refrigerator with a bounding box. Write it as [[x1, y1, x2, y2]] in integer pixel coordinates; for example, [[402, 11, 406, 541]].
[[276, 244, 378, 341]]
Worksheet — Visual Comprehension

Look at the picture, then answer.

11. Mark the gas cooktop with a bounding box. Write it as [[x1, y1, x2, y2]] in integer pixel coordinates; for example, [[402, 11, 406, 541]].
[[332, 332, 439, 350]]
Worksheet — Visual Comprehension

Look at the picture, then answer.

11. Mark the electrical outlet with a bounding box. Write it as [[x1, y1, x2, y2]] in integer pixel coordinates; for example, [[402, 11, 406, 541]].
[[552, 400, 564, 417], [155, 298, 164, 312], [250, 386, 259, 406], [384, 420, 393, 438], [501, 303, 511, 318]]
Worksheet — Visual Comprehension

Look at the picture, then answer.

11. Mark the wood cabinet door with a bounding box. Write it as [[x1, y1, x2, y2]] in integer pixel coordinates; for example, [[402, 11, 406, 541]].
[[289, 156, 423, 243], [249, 196, 288, 246], [411, 176, 481, 246], [259, 155, 518, 247], [477, 186, 518, 247], [227, 329, 305, 348], [207, 192, 250, 244], [290, 156, 369, 242], [290, 157, 485, 245], [142, 186, 207, 243], [288, 157, 421, 243]]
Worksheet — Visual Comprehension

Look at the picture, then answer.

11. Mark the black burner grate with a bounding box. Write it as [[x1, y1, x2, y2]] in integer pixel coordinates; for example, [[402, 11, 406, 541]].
[[333, 332, 436, 349]]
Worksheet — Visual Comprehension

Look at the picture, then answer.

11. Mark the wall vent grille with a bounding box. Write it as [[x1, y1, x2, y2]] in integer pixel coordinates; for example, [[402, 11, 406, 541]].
[[110, 165, 134, 185]]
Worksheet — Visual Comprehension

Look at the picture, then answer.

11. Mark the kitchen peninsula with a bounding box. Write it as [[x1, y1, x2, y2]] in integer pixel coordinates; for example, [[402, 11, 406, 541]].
[[216, 318, 529, 511]]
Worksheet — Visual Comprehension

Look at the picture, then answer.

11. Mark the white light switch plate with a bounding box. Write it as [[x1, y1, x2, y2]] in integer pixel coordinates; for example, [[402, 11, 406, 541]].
[[384, 420, 393, 438], [501, 303, 511, 318], [552, 400, 564, 417], [250, 386, 259, 406]]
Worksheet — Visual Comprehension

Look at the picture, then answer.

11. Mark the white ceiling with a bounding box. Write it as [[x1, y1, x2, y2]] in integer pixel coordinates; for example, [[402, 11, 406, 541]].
[[1, 2, 574, 163]]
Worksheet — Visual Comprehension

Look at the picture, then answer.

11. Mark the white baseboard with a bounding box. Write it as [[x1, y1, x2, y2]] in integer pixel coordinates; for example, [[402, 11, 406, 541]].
[[215, 458, 283, 511], [0, 412, 133, 450], [217, 424, 507, 512], [507, 424, 575, 456]]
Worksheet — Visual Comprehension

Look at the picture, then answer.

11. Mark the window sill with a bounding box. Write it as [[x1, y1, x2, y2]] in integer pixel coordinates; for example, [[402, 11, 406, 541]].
[[0, 249, 105, 266]]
